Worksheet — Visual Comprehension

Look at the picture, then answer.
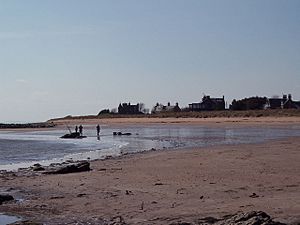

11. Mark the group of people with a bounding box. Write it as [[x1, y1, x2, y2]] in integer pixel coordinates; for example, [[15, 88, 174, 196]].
[[75, 125, 83, 135], [74, 124, 101, 137]]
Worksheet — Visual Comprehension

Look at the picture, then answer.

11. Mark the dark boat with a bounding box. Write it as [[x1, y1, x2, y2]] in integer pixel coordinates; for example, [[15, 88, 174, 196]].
[[60, 132, 87, 139]]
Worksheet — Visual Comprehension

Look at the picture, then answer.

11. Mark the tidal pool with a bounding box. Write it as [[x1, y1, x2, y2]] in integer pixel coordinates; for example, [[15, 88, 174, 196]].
[[0, 214, 20, 225]]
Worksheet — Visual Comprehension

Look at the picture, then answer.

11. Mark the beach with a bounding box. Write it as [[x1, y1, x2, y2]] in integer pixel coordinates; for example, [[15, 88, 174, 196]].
[[49, 116, 300, 127], [0, 118, 300, 224], [2, 0, 300, 223]]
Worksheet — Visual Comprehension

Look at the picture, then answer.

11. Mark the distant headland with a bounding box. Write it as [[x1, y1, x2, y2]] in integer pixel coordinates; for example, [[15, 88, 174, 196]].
[[0, 122, 55, 129]]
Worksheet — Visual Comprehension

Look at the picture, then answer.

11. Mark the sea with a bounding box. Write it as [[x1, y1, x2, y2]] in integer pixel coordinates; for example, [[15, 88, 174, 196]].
[[1, 124, 300, 171]]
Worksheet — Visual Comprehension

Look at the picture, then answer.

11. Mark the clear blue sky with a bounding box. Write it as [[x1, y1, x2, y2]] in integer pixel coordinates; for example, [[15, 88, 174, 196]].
[[1, 0, 299, 122]]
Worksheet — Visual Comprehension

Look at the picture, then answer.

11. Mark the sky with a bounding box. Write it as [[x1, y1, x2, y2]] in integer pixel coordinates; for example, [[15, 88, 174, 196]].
[[0, 0, 299, 122]]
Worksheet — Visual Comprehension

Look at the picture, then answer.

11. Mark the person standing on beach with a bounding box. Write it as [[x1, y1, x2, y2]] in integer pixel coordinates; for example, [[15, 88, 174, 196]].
[[75, 126, 78, 133], [79, 125, 83, 136], [96, 124, 100, 136], [96, 124, 101, 140]]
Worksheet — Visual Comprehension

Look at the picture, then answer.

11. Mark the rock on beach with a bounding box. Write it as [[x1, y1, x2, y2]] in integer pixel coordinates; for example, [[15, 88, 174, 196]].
[[44, 161, 91, 174], [0, 194, 14, 205]]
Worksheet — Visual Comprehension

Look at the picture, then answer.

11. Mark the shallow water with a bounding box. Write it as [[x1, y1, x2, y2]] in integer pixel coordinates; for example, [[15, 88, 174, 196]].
[[1, 124, 300, 170], [0, 214, 20, 225]]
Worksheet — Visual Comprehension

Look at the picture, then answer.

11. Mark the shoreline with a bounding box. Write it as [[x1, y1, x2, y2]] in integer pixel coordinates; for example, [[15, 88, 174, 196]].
[[1, 135, 299, 224], [1, 120, 300, 173]]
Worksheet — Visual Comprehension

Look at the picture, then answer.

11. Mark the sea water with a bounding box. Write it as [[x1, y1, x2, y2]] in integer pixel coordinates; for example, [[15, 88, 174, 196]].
[[1, 124, 300, 171], [0, 214, 20, 225]]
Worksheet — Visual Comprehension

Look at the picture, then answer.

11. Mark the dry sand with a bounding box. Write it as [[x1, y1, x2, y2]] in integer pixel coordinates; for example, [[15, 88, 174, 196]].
[[51, 116, 300, 127], [1, 134, 300, 224]]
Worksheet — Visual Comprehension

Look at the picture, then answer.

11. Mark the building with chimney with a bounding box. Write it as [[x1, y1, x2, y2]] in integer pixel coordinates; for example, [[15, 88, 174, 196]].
[[189, 95, 225, 111], [267, 94, 300, 109], [152, 102, 181, 114], [118, 103, 143, 114]]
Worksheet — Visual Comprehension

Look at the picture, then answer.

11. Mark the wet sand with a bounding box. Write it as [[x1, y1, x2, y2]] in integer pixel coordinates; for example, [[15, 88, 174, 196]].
[[1, 135, 300, 224]]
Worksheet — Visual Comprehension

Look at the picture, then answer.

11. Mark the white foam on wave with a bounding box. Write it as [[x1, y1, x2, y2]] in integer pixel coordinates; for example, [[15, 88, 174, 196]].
[[0, 142, 130, 171]]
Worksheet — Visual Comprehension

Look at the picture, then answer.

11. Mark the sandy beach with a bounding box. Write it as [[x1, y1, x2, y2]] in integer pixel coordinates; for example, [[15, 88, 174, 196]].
[[50, 116, 300, 127], [0, 118, 300, 224], [2, 0, 300, 223]]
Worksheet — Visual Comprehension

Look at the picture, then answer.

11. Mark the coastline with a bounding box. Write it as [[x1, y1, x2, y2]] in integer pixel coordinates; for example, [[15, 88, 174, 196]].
[[0, 122, 55, 129], [2, 118, 300, 173], [1, 134, 299, 224]]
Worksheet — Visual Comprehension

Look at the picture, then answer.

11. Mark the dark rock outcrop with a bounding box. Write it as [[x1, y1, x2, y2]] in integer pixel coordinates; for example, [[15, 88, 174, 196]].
[[170, 211, 287, 225], [44, 161, 91, 174], [60, 132, 87, 139], [108, 216, 128, 225], [221, 211, 286, 225], [0, 122, 55, 129], [31, 164, 45, 171], [0, 194, 14, 205], [10, 220, 43, 225], [113, 132, 132, 136]]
